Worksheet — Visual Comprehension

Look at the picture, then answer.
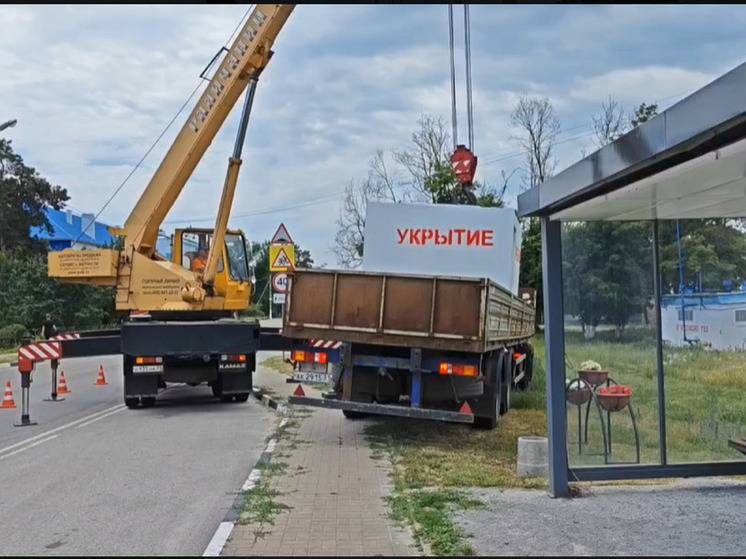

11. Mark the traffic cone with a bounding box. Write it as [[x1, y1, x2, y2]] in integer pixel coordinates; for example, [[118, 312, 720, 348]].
[[95, 365, 108, 386], [2, 381, 16, 409], [57, 371, 71, 395]]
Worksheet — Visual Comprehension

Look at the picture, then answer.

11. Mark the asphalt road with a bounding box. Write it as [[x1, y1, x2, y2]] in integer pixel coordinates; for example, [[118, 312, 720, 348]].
[[0, 356, 275, 555]]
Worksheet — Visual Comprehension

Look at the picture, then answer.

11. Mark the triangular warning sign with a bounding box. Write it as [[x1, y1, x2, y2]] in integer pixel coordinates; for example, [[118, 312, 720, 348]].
[[271, 223, 293, 244], [271, 247, 293, 270]]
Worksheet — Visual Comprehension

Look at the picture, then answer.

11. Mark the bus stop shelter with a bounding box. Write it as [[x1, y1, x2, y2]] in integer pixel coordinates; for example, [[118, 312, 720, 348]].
[[518, 61, 746, 497]]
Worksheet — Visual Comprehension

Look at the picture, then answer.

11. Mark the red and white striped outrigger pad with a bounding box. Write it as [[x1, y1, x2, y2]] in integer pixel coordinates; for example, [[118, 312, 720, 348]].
[[17, 333, 80, 372], [308, 339, 343, 349]]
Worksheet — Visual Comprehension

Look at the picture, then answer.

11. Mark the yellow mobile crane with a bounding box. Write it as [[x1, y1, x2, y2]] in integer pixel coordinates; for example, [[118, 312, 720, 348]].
[[43, 4, 294, 408]]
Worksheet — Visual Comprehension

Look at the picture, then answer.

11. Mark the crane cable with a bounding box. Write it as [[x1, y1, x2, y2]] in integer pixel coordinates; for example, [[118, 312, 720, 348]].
[[464, 3, 474, 152], [448, 4, 474, 152], [448, 5, 458, 150]]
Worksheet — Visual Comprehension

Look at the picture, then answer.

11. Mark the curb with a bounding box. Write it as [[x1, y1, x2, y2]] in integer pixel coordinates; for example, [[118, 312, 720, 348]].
[[251, 387, 290, 417], [202, 390, 290, 556]]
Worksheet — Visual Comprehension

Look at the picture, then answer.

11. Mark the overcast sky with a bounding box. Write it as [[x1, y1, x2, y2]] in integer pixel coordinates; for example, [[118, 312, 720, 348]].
[[2, 4, 746, 266]]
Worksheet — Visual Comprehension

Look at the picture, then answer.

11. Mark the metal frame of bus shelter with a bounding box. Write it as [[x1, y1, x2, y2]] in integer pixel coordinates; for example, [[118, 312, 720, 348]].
[[519, 61, 746, 497]]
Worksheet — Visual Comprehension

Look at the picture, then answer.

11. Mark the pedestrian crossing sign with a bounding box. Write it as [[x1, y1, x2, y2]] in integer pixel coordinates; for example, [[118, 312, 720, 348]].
[[269, 243, 295, 272]]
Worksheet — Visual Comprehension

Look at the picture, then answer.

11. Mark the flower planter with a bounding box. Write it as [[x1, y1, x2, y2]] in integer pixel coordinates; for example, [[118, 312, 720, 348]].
[[597, 385, 633, 412], [579, 369, 609, 387], [566, 386, 592, 406]]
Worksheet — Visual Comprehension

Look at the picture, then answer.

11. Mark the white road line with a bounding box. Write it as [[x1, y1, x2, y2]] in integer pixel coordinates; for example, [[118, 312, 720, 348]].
[[0, 403, 124, 457], [265, 438, 276, 454], [279, 418, 289, 429], [75, 406, 127, 428], [202, 521, 234, 557], [0, 434, 59, 460]]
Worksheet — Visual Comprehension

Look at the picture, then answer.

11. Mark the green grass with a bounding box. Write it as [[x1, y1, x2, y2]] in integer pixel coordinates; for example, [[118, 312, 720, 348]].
[[558, 328, 746, 465], [389, 489, 482, 556], [238, 461, 291, 528], [260, 355, 294, 376]]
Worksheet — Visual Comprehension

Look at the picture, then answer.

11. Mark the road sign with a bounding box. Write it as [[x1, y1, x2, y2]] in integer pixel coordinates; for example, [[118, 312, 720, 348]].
[[270, 223, 294, 245], [269, 244, 295, 272], [273, 293, 286, 304], [272, 272, 288, 293]]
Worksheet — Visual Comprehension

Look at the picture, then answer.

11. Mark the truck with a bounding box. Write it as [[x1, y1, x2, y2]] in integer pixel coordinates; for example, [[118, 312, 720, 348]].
[[284, 202, 536, 429]]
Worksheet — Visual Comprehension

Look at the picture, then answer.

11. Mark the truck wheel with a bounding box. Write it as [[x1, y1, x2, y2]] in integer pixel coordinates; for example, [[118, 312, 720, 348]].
[[220, 395, 234, 403], [472, 352, 502, 430], [342, 409, 367, 419], [125, 397, 139, 409], [234, 393, 250, 402], [141, 397, 156, 408], [515, 344, 534, 391], [500, 351, 512, 415]]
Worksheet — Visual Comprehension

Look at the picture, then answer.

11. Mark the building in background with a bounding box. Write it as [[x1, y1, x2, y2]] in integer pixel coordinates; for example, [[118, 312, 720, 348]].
[[31, 207, 116, 250]]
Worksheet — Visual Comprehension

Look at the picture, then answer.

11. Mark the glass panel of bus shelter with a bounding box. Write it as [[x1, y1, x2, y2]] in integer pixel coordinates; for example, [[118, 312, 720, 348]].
[[561, 221, 661, 466], [658, 218, 746, 463]]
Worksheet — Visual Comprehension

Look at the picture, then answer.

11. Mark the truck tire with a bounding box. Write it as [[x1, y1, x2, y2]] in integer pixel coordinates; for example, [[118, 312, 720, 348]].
[[125, 397, 139, 409], [500, 356, 511, 416], [472, 351, 503, 430], [342, 409, 367, 419], [515, 344, 534, 391], [234, 393, 250, 402], [141, 396, 156, 408]]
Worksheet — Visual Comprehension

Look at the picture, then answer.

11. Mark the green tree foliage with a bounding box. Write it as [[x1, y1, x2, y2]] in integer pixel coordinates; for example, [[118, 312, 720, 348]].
[[0, 252, 116, 335], [250, 240, 313, 316], [0, 140, 116, 338], [0, 139, 69, 253], [630, 102, 659, 127]]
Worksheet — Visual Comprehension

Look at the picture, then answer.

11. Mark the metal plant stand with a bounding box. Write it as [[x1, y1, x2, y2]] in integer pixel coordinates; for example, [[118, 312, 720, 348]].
[[566, 373, 640, 464]]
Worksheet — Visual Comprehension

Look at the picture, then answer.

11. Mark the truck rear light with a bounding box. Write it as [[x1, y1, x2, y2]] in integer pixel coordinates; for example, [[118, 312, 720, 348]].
[[293, 350, 307, 362], [439, 362, 477, 377], [221, 354, 246, 362], [135, 356, 162, 365], [313, 352, 328, 365], [293, 351, 327, 364]]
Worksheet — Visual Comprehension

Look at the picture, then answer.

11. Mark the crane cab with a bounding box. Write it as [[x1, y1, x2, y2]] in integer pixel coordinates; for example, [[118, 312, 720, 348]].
[[171, 227, 253, 311]]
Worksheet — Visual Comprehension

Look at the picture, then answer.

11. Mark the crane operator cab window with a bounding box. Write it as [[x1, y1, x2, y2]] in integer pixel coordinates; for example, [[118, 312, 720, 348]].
[[179, 230, 249, 282], [182, 232, 222, 274]]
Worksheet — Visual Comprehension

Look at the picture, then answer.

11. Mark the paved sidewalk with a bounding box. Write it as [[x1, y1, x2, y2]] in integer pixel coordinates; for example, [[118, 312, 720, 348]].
[[223, 357, 417, 556]]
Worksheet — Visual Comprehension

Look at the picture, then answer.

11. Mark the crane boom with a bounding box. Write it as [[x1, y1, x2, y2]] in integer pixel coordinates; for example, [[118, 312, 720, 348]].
[[123, 4, 294, 256]]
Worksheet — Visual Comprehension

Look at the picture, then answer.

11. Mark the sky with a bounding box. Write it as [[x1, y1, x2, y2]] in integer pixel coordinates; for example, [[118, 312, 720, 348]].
[[2, 4, 746, 267]]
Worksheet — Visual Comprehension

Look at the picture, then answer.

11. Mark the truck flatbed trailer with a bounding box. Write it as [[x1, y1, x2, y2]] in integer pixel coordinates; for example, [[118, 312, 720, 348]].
[[283, 268, 536, 429]]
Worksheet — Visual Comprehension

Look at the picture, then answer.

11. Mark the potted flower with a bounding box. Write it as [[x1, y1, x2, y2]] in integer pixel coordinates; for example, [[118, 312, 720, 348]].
[[578, 359, 609, 387], [597, 385, 633, 412]]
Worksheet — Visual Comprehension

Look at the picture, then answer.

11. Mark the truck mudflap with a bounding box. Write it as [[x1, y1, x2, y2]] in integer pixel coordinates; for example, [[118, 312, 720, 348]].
[[288, 393, 475, 424]]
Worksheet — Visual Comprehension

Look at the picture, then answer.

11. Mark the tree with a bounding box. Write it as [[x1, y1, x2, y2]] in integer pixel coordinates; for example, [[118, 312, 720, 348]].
[[250, 240, 314, 316], [0, 139, 68, 253], [630, 102, 658, 127], [511, 96, 561, 323], [592, 96, 627, 148], [510, 96, 560, 191], [334, 115, 506, 268]]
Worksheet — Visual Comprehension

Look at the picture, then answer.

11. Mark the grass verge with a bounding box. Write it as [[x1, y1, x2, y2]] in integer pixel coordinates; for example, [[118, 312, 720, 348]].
[[260, 355, 294, 376]]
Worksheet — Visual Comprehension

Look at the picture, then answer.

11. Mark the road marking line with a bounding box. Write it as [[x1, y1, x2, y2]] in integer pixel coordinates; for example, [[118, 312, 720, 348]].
[[0, 404, 124, 457], [0, 434, 59, 460], [202, 521, 234, 557], [279, 418, 289, 429], [75, 406, 127, 428]]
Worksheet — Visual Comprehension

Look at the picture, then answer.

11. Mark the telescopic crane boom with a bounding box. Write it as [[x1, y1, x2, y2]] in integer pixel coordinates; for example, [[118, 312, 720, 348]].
[[49, 4, 294, 313]]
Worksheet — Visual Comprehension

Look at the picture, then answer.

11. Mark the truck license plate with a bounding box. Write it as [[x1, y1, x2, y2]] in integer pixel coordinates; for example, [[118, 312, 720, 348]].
[[292, 372, 330, 384]]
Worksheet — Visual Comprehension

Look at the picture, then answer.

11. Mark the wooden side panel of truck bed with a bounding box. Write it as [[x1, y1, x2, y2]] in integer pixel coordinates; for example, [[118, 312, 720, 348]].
[[282, 269, 535, 353]]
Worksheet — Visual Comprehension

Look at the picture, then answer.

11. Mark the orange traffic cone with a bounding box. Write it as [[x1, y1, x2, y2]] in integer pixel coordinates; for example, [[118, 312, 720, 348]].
[[95, 365, 108, 386], [57, 371, 71, 395], [2, 381, 16, 409]]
